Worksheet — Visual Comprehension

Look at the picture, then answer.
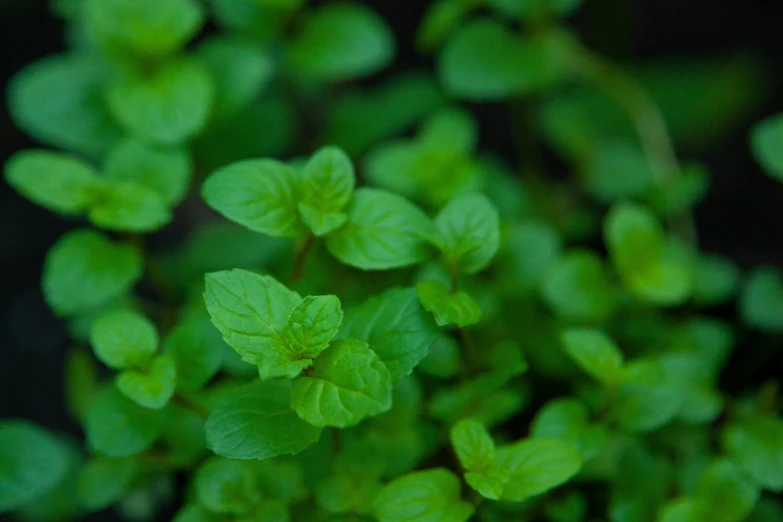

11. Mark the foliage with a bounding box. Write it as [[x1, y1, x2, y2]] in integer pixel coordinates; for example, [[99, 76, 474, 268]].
[[2, 1, 781, 521]]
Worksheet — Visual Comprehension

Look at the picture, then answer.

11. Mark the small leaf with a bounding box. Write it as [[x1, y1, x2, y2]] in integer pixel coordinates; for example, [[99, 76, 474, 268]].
[[613, 357, 688, 432], [694, 459, 760, 522], [326, 188, 435, 270], [540, 250, 616, 322], [195, 457, 260, 515], [164, 316, 226, 392], [291, 339, 393, 428], [450, 418, 495, 471], [117, 354, 177, 409], [751, 113, 783, 180], [282, 295, 343, 359], [464, 467, 510, 501], [287, 3, 394, 82], [5, 150, 103, 214], [107, 59, 213, 145], [297, 205, 347, 237], [205, 380, 322, 460], [84, 0, 204, 57], [495, 438, 583, 502], [0, 421, 72, 513], [417, 0, 482, 51], [203, 269, 307, 378], [315, 475, 382, 514], [298, 146, 355, 236], [740, 268, 783, 332], [434, 192, 500, 274], [88, 182, 172, 232], [85, 385, 166, 457], [340, 287, 439, 382], [43, 229, 142, 316], [723, 415, 783, 492], [583, 140, 655, 202], [418, 335, 462, 378], [416, 280, 481, 327], [373, 468, 474, 522], [202, 159, 305, 237], [78, 458, 139, 511], [560, 328, 624, 385], [172, 505, 218, 522], [104, 138, 192, 205], [90, 309, 158, 370]]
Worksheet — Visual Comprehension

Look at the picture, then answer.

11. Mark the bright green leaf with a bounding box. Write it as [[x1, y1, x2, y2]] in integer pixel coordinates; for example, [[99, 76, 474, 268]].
[[694, 459, 760, 522], [560, 328, 624, 385], [298, 146, 355, 236], [740, 268, 783, 332], [434, 192, 500, 275], [90, 309, 158, 370], [751, 113, 783, 180], [164, 316, 226, 392], [540, 250, 616, 322], [416, 280, 481, 327], [88, 182, 172, 232], [78, 458, 139, 511], [723, 415, 783, 492], [282, 295, 343, 359], [373, 468, 474, 522], [195, 457, 260, 515], [450, 418, 495, 471], [495, 438, 583, 502], [116, 354, 177, 409]]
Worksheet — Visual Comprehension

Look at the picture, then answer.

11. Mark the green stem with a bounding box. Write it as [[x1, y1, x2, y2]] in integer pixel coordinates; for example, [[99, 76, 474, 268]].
[[331, 427, 342, 454], [570, 45, 697, 246], [290, 233, 316, 283], [172, 392, 210, 420]]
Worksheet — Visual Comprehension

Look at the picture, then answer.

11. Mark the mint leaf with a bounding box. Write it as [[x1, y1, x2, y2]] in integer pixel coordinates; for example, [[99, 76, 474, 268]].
[[205, 380, 322, 460], [172, 505, 218, 522], [194, 457, 260, 514], [495, 438, 583, 502], [540, 250, 616, 322], [203, 269, 323, 378], [164, 316, 225, 392], [77, 458, 139, 511], [202, 159, 305, 237], [315, 475, 381, 514], [326, 188, 435, 270], [560, 328, 624, 385], [8, 53, 122, 157], [88, 182, 172, 232], [417, 0, 482, 51], [740, 268, 783, 332], [90, 309, 158, 370], [0, 421, 71, 513], [298, 146, 355, 236], [43, 229, 142, 316], [340, 287, 438, 382], [287, 4, 394, 82], [372, 468, 474, 522], [116, 354, 177, 410], [5, 150, 103, 214], [450, 418, 495, 471], [751, 113, 783, 181], [723, 415, 783, 492], [282, 295, 343, 359], [107, 59, 213, 145], [291, 339, 393, 427], [613, 357, 687, 432], [416, 280, 481, 327], [693, 254, 740, 306], [85, 385, 165, 457], [434, 192, 500, 275], [464, 467, 509, 501], [694, 459, 760, 522], [104, 138, 193, 206], [84, 0, 204, 57]]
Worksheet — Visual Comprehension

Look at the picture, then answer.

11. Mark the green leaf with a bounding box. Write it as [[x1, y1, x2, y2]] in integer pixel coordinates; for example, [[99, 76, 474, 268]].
[[604, 202, 692, 306], [417, 0, 482, 51], [315, 475, 382, 514], [85, 385, 166, 457], [560, 328, 624, 385], [464, 467, 510, 501], [282, 295, 343, 359], [373, 468, 474, 522], [164, 316, 225, 392], [450, 419, 495, 471], [88, 182, 172, 232], [418, 335, 462, 378], [694, 459, 760, 522], [540, 250, 616, 322], [116, 354, 177, 409], [84, 0, 204, 57], [530, 398, 588, 446], [195, 457, 260, 515], [0, 421, 72, 513], [104, 138, 193, 205], [204, 269, 322, 378], [8, 53, 123, 157], [693, 254, 740, 306], [326, 188, 435, 270], [291, 339, 393, 428], [489, 0, 581, 20], [499, 220, 562, 293], [657, 499, 708, 522], [173, 505, 218, 522], [439, 19, 570, 100], [287, 3, 394, 82], [90, 309, 158, 370], [340, 287, 438, 382], [583, 140, 655, 202], [494, 438, 583, 502], [5, 150, 103, 214], [196, 36, 274, 117], [205, 380, 322, 460], [298, 146, 355, 236], [43, 229, 143, 316], [202, 159, 305, 237], [613, 357, 687, 432], [723, 415, 783, 492], [434, 192, 500, 274], [740, 268, 783, 332], [107, 59, 213, 144], [416, 280, 481, 327], [78, 458, 139, 511], [752, 114, 783, 180]]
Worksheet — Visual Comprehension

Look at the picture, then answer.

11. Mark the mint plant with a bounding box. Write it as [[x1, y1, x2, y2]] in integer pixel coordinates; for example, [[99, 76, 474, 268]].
[[3, 1, 783, 521]]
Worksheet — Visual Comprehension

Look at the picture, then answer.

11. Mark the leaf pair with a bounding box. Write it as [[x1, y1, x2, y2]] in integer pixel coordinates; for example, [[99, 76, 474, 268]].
[[449, 419, 583, 502]]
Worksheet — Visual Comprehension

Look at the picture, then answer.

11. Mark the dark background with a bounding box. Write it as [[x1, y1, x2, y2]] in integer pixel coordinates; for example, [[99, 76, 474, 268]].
[[1, 0, 783, 518]]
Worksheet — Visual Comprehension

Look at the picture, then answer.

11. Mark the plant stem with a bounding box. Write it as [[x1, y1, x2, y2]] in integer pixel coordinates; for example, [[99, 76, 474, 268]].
[[290, 233, 316, 283], [172, 393, 210, 420], [570, 45, 697, 246], [331, 427, 342, 453]]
